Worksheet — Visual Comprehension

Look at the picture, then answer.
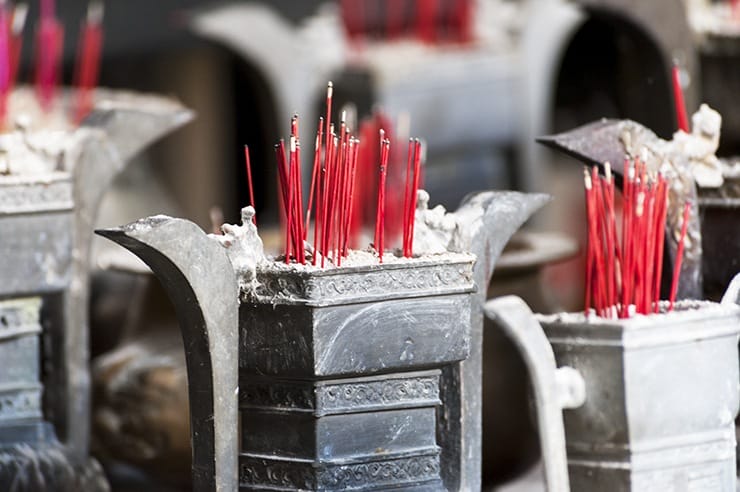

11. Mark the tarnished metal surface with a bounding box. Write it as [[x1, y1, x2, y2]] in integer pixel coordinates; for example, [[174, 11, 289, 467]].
[[98, 190, 549, 491]]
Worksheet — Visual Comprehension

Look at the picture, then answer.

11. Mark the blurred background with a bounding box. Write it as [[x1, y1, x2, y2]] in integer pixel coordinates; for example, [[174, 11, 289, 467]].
[[20, 0, 739, 490]]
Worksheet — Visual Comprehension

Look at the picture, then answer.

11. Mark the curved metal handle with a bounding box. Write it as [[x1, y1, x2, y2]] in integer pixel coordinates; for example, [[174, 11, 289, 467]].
[[484, 295, 584, 492], [721, 272, 740, 306], [96, 216, 238, 492]]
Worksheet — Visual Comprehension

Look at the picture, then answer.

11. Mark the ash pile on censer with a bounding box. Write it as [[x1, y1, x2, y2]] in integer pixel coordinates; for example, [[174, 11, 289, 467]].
[[209, 82, 480, 294]]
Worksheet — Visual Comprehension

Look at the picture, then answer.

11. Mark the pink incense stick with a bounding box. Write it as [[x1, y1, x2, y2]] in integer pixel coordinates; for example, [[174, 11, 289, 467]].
[[671, 64, 689, 133]]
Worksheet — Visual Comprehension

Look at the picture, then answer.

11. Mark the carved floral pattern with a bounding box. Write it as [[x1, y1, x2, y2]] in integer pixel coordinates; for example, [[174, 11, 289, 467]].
[[318, 375, 439, 412], [248, 260, 474, 304], [240, 374, 440, 414], [239, 454, 440, 489]]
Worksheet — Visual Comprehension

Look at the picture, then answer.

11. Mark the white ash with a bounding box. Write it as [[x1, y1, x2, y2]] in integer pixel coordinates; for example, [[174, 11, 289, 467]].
[[209, 206, 266, 290], [411, 190, 458, 255], [0, 88, 77, 175]]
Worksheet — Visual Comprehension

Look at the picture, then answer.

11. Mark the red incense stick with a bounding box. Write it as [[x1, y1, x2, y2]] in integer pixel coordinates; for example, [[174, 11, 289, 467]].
[[305, 120, 322, 243], [671, 64, 689, 133], [375, 137, 390, 262], [406, 139, 422, 257], [669, 201, 691, 310]]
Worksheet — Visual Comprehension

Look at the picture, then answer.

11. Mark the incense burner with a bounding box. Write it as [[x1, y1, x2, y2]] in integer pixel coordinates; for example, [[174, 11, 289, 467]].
[[0, 88, 192, 489], [486, 281, 740, 492], [97, 190, 550, 491]]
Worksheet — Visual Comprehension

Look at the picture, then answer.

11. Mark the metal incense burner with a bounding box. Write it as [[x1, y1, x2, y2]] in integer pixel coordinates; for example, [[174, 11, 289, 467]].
[[97, 190, 549, 491], [485, 274, 740, 492], [0, 89, 191, 490]]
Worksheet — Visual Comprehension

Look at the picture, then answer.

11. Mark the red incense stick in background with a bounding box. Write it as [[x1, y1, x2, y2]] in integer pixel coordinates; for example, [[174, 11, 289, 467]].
[[35, 0, 64, 112], [669, 201, 691, 310], [374, 129, 386, 257], [73, 1, 104, 124], [0, 1, 11, 125], [417, 0, 438, 43], [671, 64, 689, 133]]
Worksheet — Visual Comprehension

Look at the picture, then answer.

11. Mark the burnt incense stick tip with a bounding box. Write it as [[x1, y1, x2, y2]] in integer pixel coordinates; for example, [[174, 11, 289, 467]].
[[604, 162, 612, 181], [583, 168, 592, 189], [327, 81, 333, 98], [12, 3, 26, 34], [88, 0, 104, 24]]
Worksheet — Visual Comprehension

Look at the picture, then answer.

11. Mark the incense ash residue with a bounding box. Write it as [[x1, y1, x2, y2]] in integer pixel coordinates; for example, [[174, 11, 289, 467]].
[[538, 300, 738, 328], [212, 195, 477, 300]]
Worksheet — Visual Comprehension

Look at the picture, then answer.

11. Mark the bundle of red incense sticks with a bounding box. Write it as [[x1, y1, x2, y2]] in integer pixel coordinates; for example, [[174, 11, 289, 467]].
[[340, 0, 473, 44], [584, 159, 690, 318], [264, 82, 426, 267], [0, 0, 104, 126]]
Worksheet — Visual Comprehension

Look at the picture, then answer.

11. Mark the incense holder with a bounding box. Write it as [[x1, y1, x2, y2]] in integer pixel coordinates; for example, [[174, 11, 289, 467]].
[[486, 281, 740, 492], [0, 88, 192, 490], [97, 190, 550, 491]]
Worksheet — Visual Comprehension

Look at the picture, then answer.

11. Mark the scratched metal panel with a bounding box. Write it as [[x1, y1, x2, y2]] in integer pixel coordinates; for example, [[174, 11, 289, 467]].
[[0, 212, 73, 296], [240, 293, 470, 378]]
